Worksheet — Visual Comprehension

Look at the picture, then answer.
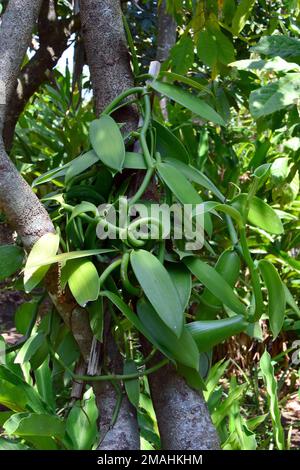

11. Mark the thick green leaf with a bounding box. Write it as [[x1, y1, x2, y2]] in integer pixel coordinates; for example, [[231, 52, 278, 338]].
[[24, 233, 60, 293], [100, 291, 167, 351], [15, 333, 45, 365], [186, 315, 248, 352], [159, 71, 211, 93], [4, 412, 65, 438], [204, 359, 230, 401], [150, 81, 226, 126], [137, 298, 199, 370], [0, 245, 24, 281], [123, 360, 140, 408], [0, 372, 47, 413], [231, 194, 284, 234], [67, 259, 100, 307], [232, 0, 256, 35], [124, 152, 147, 169], [65, 387, 98, 450], [68, 201, 98, 224], [166, 263, 191, 311], [211, 383, 247, 428], [130, 250, 184, 336], [200, 250, 241, 310], [15, 302, 37, 335], [32, 164, 69, 187], [184, 257, 247, 316], [27, 248, 114, 269], [89, 115, 125, 171], [167, 159, 225, 202], [249, 73, 300, 118], [258, 260, 286, 338], [283, 284, 300, 317], [34, 359, 56, 412], [0, 379, 28, 412], [251, 35, 300, 63], [65, 150, 99, 183], [157, 162, 203, 205], [153, 120, 189, 164], [260, 351, 285, 449], [102, 291, 198, 369]]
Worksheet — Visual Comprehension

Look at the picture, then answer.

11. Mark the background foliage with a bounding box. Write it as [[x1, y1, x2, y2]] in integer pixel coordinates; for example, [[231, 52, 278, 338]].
[[0, 0, 300, 450]]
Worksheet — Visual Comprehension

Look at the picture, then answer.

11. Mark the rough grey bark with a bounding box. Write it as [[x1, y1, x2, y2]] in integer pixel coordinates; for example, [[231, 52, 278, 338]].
[[148, 362, 220, 450], [79, 0, 140, 450], [156, 0, 177, 120], [156, 0, 177, 63], [95, 330, 139, 450], [0, 0, 54, 250], [79, 0, 138, 131], [3, 1, 80, 150]]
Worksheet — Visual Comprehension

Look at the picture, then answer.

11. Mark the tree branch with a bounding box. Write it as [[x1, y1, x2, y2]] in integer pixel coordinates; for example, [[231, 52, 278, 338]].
[[0, 0, 54, 249], [3, 2, 80, 150]]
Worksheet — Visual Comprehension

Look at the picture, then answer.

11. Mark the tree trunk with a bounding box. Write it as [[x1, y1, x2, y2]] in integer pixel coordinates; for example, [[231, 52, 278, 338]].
[[156, 0, 177, 63], [95, 329, 139, 450], [3, 2, 80, 151], [143, 5, 220, 450], [79, 0, 140, 450], [80, 0, 138, 131], [148, 362, 220, 450]]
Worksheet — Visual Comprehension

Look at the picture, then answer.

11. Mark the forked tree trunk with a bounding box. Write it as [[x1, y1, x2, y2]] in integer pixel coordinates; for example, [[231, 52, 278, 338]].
[[0, 0, 219, 451], [80, 0, 140, 450], [80, 0, 219, 451]]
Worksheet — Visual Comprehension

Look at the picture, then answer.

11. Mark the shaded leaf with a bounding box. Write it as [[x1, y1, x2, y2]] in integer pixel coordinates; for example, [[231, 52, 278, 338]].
[[0, 245, 24, 281], [137, 298, 199, 370], [170, 36, 194, 75], [153, 120, 189, 164], [123, 360, 140, 408], [65, 387, 98, 450], [4, 412, 65, 438], [187, 315, 248, 352], [65, 150, 99, 183]]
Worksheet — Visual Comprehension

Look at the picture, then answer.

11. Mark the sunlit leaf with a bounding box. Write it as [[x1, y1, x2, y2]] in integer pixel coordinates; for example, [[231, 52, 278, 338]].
[[89, 115, 125, 171], [131, 250, 184, 336]]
